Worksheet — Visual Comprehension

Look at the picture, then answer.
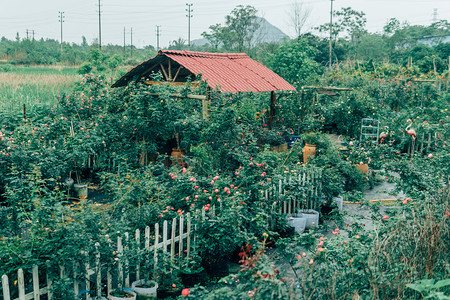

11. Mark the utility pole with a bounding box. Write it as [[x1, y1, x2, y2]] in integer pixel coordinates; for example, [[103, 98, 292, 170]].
[[58, 11, 65, 52], [123, 27, 126, 56], [26, 29, 29, 40], [130, 27, 133, 57], [186, 3, 193, 50], [32, 30, 35, 41], [98, 0, 102, 50], [156, 25, 161, 51], [329, 0, 334, 69]]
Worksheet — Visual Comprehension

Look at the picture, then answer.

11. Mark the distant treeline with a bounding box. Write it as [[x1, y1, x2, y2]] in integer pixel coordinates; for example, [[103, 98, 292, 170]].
[[0, 10, 450, 77]]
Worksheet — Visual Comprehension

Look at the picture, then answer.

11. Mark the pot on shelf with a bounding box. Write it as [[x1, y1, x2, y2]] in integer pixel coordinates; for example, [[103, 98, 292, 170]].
[[303, 144, 316, 163], [131, 280, 157, 299], [301, 209, 320, 228]]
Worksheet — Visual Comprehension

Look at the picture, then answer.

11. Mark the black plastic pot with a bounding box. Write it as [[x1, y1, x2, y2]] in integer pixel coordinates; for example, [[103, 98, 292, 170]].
[[203, 260, 229, 278], [180, 269, 207, 287]]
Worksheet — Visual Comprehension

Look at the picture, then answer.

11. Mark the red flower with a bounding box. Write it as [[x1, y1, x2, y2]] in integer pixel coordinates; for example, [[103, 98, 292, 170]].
[[382, 215, 388, 220], [182, 288, 189, 296]]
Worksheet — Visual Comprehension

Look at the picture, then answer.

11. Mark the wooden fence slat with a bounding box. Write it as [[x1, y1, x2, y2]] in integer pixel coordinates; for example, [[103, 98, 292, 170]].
[[170, 218, 177, 259], [33, 265, 40, 300], [2, 274, 11, 300], [85, 252, 90, 300], [74, 262, 79, 296], [186, 214, 191, 258], [17, 269, 25, 300], [154, 224, 159, 272], [163, 221, 168, 253], [124, 233, 130, 288], [95, 243, 101, 296], [179, 216, 184, 259], [46, 261, 52, 300], [135, 229, 140, 281], [117, 237, 123, 290]]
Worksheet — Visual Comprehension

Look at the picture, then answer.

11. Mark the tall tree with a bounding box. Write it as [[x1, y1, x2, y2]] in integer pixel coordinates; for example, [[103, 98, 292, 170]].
[[201, 5, 260, 52], [288, 0, 311, 37]]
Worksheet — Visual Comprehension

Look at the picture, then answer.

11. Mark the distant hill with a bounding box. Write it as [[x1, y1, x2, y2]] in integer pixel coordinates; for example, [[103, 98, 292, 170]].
[[192, 17, 289, 47]]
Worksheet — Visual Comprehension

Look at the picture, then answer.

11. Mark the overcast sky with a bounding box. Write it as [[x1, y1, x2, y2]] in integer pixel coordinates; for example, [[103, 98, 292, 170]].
[[1, 0, 449, 48]]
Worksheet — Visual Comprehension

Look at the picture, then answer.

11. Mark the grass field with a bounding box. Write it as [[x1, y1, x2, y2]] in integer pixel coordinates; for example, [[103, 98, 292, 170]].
[[0, 65, 80, 119]]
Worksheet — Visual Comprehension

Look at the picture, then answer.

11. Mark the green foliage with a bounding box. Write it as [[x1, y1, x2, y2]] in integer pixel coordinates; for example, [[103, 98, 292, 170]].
[[268, 38, 323, 84]]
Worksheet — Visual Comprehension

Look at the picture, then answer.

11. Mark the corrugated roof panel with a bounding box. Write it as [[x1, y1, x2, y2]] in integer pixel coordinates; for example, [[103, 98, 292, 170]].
[[113, 50, 296, 93]]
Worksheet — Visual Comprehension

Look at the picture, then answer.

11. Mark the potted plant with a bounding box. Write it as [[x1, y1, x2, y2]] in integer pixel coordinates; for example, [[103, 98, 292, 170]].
[[109, 288, 137, 300], [286, 213, 307, 234], [178, 252, 207, 287], [129, 247, 158, 299], [346, 142, 371, 174], [170, 132, 186, 167], [301, 132, 323, 163], [131, 280, 158, 299], [153, 251, 182, 298]]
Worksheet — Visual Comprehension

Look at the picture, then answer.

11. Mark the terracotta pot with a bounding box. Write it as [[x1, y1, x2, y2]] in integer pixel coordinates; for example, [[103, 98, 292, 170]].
[[170, 148, 186, 167], [303, 144, 316, 163], [355, 163, 369, 174]]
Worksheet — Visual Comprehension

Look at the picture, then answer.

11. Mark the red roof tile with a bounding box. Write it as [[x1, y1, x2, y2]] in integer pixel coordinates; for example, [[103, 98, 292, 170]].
[[113, 50, 295, 93]]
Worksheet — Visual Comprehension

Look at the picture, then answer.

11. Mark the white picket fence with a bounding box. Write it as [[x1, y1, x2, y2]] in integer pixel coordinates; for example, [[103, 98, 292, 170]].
[[0, 168, 323, 300], [265, 168, 323, 213], [0, 208, 218, 300]]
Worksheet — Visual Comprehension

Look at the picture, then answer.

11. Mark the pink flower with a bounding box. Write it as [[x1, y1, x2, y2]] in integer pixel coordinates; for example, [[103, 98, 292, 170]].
[[182, 288, 189, 296], [302, 252, 306, 257], [317, 247, 324, 252], [215, 189, 219, 193], [190, 177, 195, 181], [318, 241, 324, 246], [194, 185, 199, 189], [213, 176, 219, 180], [382, 215, 388, 220], [185, 197, 189, 201], [235, 172, 239, 175], [204, 206, 209, 211], [402, 199, 407, 204], [182, 168, 187, 173]]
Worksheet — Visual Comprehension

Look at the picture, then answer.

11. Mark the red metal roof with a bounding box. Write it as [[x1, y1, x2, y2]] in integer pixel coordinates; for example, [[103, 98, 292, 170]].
[[113, 50, 295, 93]]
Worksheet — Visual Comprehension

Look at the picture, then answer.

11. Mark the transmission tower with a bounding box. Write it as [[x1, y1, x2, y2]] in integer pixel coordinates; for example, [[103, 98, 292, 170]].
[[432, 8, 438, 23]]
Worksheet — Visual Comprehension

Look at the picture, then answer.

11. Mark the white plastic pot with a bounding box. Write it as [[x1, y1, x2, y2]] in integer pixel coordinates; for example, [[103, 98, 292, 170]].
[[131, 280, 158, 299], [74, 183, 88, 199], [301, 209, 320, 228], [334, 196, 343, 211], [108, 289, 136, 300], [287, 214, 307, 234]]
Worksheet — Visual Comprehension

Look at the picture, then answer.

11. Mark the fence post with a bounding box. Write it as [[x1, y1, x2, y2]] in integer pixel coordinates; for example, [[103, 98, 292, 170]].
[[95, 243, 101, 296], [17, 268, 25, 300], [2, 274, 11, 300], [46, 261, 52, 299], [33, 265, 40, 300], [135, 229, 141, 281]]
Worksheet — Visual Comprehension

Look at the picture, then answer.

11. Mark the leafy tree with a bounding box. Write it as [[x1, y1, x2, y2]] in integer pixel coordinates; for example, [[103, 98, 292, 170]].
[[268, 38, 323, 84], [201, 5, 260, 52], [168, 38, 187, 50], [316, 7, 367, 43]]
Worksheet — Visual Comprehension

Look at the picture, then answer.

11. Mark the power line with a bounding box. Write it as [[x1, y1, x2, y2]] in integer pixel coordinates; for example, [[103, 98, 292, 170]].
[[186, 3, 193, 50]]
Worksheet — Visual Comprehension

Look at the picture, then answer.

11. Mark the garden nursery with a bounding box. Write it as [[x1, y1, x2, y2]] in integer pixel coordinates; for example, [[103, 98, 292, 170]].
[[0, 37, 449, 300]]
